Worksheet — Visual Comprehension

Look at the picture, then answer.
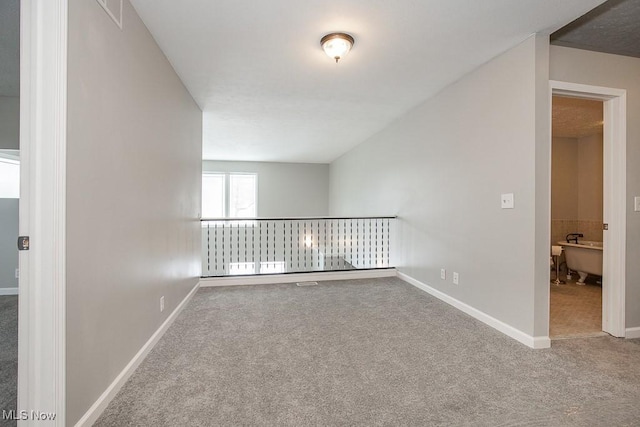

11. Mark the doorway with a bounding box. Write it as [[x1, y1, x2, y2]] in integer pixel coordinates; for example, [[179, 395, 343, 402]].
[[550, 96, 604, 338], [550, 81, 627, 339]]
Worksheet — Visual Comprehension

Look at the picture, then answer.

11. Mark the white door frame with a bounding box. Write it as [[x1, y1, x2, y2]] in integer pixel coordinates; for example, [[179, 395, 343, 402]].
[[550, 80, 627, 338], [18, 0, 67, 425]]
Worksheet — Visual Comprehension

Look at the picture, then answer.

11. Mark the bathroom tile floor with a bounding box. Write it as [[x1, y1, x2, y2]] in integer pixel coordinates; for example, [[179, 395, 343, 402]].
[[550, 275, 603, 339]]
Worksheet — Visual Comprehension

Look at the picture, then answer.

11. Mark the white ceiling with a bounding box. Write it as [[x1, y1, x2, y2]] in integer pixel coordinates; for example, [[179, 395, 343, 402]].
[[129, 0, 604, 163], [0, 0, 20, 97]]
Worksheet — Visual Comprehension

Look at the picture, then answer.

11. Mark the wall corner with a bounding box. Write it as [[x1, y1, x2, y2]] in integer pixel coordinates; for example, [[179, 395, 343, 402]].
[[533, 33, 551, 337]]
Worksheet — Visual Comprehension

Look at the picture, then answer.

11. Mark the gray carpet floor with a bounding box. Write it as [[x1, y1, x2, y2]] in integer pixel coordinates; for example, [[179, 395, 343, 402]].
[[0, 296, 18, 427], [95, 278, 640, 426]]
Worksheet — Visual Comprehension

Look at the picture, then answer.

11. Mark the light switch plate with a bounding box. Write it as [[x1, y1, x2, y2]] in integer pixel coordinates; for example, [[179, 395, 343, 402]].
[[453, 272, 459, 285], [501, 193, 514, 209], [440, 268, 446, 280], [635, 196, 640, 212]]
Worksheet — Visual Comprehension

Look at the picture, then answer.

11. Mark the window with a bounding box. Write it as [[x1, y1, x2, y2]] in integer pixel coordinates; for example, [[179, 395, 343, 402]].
[[260, 261, 286, 274], [202, 173, 225, 218], [227, 261, 287, 276], [229, 174, 257, 217], [202, 172, 257, 218]]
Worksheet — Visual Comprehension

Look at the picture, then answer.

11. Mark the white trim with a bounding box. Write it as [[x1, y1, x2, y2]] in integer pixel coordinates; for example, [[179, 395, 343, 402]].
[[200, 268, 397, 287], [74, 282, 200, 427], [95, 0, 123, 29], [18, 0, 68, 425], [0, 150, 20, 161], [0, 153, 20, 163], [625, 327, 640, 339], [550, 80, 627, 338], [550, 81, 626, 99], [0, 288, 19, 296], [397, 272, 551, 349]]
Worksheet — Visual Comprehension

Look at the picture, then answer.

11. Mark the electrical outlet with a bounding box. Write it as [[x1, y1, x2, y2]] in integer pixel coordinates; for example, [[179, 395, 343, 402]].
[[15, 268, 19, 279], [453, 272, 459, 285], [160, 296, 165, 312], [440, 268, 446, 280]]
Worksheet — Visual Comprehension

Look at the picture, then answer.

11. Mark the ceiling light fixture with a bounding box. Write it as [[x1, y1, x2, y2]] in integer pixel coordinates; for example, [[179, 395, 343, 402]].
[[320, 32, 354, 63]]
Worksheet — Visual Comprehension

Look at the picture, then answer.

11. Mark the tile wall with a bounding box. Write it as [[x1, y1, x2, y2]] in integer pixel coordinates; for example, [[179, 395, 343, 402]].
[[551, 219, 603, 246]]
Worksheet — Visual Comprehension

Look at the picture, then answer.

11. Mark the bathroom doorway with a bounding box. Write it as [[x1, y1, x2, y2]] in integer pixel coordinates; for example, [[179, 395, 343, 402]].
[[549, 81, 627, 340], [550, 95, 604, 338]]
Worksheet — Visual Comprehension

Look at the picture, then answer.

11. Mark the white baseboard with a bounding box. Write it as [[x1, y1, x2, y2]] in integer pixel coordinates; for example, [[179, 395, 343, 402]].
[[397, 272, 550, 349], [0, 287, 18, 296], [74, 281, 200, 427], [626, 327, 640, 339], [200, 268, 396, 287]]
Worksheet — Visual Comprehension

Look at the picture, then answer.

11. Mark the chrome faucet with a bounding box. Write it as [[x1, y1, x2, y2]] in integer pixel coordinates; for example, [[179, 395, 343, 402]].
[[565, 233, 583, 244]]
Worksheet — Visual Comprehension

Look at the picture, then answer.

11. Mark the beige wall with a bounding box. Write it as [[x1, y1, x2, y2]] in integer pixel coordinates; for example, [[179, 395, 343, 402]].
[[551, 137, 579, 220], [578, 133, 603, 222], [330, 35, 550, 338], [66, 0, 202, 424], [551, 134, 603, 244], [550, 45, 640, 328], [203, 161, 330, 217]]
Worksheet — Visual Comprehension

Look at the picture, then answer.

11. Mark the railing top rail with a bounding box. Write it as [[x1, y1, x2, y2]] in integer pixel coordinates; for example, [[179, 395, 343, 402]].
[[200, 216, 397, 222]]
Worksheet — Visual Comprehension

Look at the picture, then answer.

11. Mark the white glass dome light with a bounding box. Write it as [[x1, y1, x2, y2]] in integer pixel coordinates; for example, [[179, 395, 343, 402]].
[[321, 33, 355, 63]]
